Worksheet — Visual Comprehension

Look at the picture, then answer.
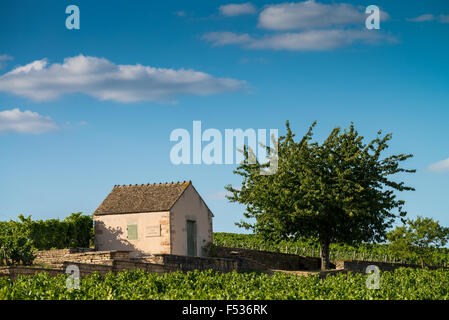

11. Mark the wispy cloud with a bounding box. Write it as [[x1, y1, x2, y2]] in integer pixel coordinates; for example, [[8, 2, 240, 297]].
[[258, 1, 389, 30], [0, 108, 57, 134], [439, 14, 449, 23], [0, 55, 246, 103], [204, 29, 396, 51], [174, 11, 186, 17], [406, 14, 435, 22], [0, 54, 13, 61], [206, 190, 232, 200], [219, 3, 257, 17], [428, 158, 449, 173], [205, 1, 393, 52], [0, 54, 13, 69], [406, 13, 449, 23], [203, 32, 252, 46]]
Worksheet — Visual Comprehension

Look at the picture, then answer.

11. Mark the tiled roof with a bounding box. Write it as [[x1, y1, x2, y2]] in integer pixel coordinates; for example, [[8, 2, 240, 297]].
[[94, 181, 191, 215]]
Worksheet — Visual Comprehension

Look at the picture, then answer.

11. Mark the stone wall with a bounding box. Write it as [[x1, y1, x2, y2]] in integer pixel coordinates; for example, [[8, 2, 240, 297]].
[[37, 248, 447, 277], [4, 246, 330, 282], [113, 260, 175, 273], [61, 260, 174, 276], [138, 254, 240, 273], [0, 266, 64, 282], [35, 248, 91, 257], [335, 260, 448, 273], [62, 261, 114, 277], [206, 246, 322, 271], [35, 249, 131, 268], [0, 260, 176, 282]]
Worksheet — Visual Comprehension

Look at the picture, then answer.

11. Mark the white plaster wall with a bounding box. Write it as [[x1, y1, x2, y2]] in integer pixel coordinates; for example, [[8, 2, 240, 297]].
[[170, 184, 213, 256], [94, 211, 170, 257]]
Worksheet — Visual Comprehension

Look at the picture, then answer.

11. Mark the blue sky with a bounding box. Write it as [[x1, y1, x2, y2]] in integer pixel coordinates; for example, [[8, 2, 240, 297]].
[[0, 0, 448, 233]]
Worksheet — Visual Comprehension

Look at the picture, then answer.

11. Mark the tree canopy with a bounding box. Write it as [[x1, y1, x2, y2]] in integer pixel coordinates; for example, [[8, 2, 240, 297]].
[[388, 216, 449, 267], [225, 121, 415, 270]]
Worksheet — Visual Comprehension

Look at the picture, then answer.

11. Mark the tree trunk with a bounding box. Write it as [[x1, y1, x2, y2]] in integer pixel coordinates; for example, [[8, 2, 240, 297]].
[[320, 239, 330, 271]]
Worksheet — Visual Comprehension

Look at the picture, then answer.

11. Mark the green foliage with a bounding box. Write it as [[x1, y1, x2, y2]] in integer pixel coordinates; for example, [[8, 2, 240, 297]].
[[225, 121, 415, 269], [0, 221, 35, 266], [387, 216, 449, 267], [62, 213, 94, 249], [0, 213, 94, 254], [1, 268, 448, 300], [213, 232, 449, 266]]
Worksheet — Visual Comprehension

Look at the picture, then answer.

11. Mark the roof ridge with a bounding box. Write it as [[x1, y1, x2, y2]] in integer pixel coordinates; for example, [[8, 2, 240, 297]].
[[114, 180, 190, 187]]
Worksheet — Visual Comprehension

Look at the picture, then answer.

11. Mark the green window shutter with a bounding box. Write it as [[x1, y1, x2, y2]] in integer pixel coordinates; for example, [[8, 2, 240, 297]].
[[127, 224, 138, 240]]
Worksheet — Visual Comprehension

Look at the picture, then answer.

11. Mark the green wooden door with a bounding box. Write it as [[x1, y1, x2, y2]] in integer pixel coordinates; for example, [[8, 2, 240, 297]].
[[186, 220, 195, 256]]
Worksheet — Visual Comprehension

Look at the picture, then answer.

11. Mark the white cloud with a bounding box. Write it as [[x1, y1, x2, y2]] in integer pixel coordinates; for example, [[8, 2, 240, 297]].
[[428, 158, 449, 173], [205, 2, 393, 52], [0, 108, 57, 134], [406, 14, 435, 22], [0, 55, 246, 103], [219, 3, 257, 16], [204, 29, 395, 51], [249, 30, 393, 51], [258, 1, 389, 30]]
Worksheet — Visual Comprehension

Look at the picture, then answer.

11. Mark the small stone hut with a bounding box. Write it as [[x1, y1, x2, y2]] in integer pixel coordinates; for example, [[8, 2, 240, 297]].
[[93, 181, 213, 257]]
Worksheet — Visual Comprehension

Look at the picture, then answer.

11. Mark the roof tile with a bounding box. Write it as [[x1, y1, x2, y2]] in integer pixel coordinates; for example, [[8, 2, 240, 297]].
[[94, 181, 191, 215]]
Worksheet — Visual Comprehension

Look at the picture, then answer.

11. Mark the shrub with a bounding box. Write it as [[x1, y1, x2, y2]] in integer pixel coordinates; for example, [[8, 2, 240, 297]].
[[0, 221, 35, 265], [0, 213, 94, 266], [16, 213, 94, 250]]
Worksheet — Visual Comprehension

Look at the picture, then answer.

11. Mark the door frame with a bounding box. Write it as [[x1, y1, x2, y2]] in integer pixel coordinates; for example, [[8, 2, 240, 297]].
[[186, 219, 197, 256]]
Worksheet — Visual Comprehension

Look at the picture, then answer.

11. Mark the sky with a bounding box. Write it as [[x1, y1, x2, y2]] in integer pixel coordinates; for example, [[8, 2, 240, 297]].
[[0, 0, 448, 234]]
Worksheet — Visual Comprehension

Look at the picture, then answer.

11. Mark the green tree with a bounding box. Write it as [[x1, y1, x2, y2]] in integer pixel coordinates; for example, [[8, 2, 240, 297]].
[[0, 220, 35, 265], [387, 216, 449, 267], [64, 212, 94, 248], [225, 121, 415, 270]]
